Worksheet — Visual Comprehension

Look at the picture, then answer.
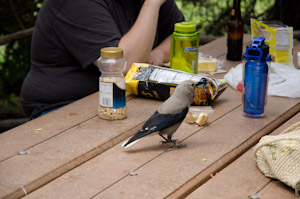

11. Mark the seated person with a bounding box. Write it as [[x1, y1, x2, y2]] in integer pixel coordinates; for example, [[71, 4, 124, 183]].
[[21, 0, 184, 119]]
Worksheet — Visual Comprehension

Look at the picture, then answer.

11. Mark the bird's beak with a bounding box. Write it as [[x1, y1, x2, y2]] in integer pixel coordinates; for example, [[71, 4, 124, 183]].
[[195, 82, 201, 87]]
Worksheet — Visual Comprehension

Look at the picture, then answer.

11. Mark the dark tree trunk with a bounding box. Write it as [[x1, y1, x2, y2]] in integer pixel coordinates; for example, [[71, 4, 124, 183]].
[[265, 0, 300, 30]]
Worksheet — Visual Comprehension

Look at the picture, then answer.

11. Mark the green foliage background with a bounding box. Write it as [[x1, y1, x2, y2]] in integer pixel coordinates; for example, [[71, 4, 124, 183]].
[[176, 0, 277, 36], [0, 0, 42, 118], [0, 0, 299, 119]]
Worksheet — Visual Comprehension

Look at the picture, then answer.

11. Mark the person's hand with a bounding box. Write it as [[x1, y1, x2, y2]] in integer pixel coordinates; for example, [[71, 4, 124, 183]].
[[119, 0, 167, 72], [147, 49, 166, 66], [147, 36, 171, 66]]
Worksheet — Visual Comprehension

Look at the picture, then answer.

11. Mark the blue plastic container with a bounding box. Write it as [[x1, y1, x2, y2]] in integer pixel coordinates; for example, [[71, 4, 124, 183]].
[[243, 37, 271, 117]]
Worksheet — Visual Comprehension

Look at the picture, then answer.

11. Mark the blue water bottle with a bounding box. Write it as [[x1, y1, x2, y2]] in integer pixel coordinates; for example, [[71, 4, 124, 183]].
[[243, 37, 271, 117]]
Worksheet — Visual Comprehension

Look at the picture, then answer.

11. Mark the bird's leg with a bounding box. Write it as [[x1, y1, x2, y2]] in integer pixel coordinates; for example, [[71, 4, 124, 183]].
[[169, 139, 187, 149], [159, 134, 170, 143], [159, 134, 186, 149]]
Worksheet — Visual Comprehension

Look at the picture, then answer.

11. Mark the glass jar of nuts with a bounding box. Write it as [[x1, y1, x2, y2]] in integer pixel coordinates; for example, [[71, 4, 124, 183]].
[[98, 47, 127, 120]]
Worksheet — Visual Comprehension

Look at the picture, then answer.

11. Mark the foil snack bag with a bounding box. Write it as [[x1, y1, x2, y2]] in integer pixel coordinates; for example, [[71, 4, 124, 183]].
[[125, 63, 227, 105]]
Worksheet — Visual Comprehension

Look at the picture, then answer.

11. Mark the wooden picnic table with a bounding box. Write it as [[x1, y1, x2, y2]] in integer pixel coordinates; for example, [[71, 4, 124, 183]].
[[0, 34, 299, 199]]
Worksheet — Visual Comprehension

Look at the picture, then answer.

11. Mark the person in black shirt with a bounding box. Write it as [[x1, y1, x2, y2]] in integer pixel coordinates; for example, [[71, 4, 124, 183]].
[[21, 0, 185, 119]]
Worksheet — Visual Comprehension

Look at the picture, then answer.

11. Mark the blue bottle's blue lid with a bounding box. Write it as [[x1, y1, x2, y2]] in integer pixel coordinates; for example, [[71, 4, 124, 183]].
[[243, 37, 271, 61]]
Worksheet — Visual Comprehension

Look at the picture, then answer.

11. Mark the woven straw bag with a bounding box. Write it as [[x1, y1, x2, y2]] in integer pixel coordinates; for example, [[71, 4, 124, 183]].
[[254, 122, 300, 196]]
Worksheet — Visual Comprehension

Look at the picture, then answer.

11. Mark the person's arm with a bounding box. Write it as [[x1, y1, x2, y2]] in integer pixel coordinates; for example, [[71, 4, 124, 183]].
[[93, 0, 165, 72], [119, 0, 166, 72], [147, 35, 171, 66]]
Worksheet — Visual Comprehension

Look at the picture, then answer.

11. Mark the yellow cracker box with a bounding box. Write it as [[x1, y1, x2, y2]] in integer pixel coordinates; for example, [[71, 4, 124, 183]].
[[251, 18, 293, 66]]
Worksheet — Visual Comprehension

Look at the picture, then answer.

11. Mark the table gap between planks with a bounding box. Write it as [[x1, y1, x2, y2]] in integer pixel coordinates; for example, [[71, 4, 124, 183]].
[[0, 34, 299, 199]]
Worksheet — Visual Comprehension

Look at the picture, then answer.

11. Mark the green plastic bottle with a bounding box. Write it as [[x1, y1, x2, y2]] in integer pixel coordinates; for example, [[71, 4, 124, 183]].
[[170, 21, 200, 74]]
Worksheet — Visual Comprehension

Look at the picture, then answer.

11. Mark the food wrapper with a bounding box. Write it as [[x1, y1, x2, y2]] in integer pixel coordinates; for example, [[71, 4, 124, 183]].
[[125, 63, 228, 105], [185, 111, 208, 126], [198, 57, 217, 72], [251, 18, 293, 66], [185, 106, 214, 126]]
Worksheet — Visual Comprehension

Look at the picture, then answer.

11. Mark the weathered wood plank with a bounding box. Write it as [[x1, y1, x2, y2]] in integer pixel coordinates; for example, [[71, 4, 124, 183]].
[[0, 93, 137, 162], [257, 181, 296, 199], [185, 112, 300, 199], [0, 93, 98, 162], [21, 92, 299, 199], [0, 97, 161, 199]]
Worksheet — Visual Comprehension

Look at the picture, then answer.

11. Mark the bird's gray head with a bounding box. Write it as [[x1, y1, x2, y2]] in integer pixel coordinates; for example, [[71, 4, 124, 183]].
[[173, 80, 198, 103]]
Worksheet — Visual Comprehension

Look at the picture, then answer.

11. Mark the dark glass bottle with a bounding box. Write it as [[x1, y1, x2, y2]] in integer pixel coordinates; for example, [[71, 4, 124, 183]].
[[227, 0, 243, 61]]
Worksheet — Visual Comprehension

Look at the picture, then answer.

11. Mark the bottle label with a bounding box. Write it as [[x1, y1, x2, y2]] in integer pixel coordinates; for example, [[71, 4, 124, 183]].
[[276, 27, 290, 50], [184, 47, 198, 53], [99, 81, 126, 108], [184, 46, 198, 73]]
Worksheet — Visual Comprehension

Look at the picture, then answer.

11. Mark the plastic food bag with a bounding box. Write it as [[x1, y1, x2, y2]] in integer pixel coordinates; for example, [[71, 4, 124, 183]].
[[185, 106, 214, 126], [125, 63, 228, 105], [251, 19, 293, 66], [198, 52, 224, 72], [224, 63, 300, 98]]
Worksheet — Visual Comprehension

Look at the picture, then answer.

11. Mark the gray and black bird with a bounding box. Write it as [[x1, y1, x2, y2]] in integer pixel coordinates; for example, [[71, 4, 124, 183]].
[[122, 80, 198, 148]]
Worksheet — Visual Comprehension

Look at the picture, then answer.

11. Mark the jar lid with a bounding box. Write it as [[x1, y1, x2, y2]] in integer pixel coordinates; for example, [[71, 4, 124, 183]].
[[101, 47, 123, 58], [174, 22, 196, 33]]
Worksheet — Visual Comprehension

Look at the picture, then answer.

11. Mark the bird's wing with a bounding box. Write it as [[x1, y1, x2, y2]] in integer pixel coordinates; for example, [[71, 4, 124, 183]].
[[122, 106, 189, 147]]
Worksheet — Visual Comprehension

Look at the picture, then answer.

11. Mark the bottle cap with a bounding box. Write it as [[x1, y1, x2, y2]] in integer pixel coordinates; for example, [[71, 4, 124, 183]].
[[243, 37, 271, 61], [101, 47, 123, 58], [174, 22, 196, 33]]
